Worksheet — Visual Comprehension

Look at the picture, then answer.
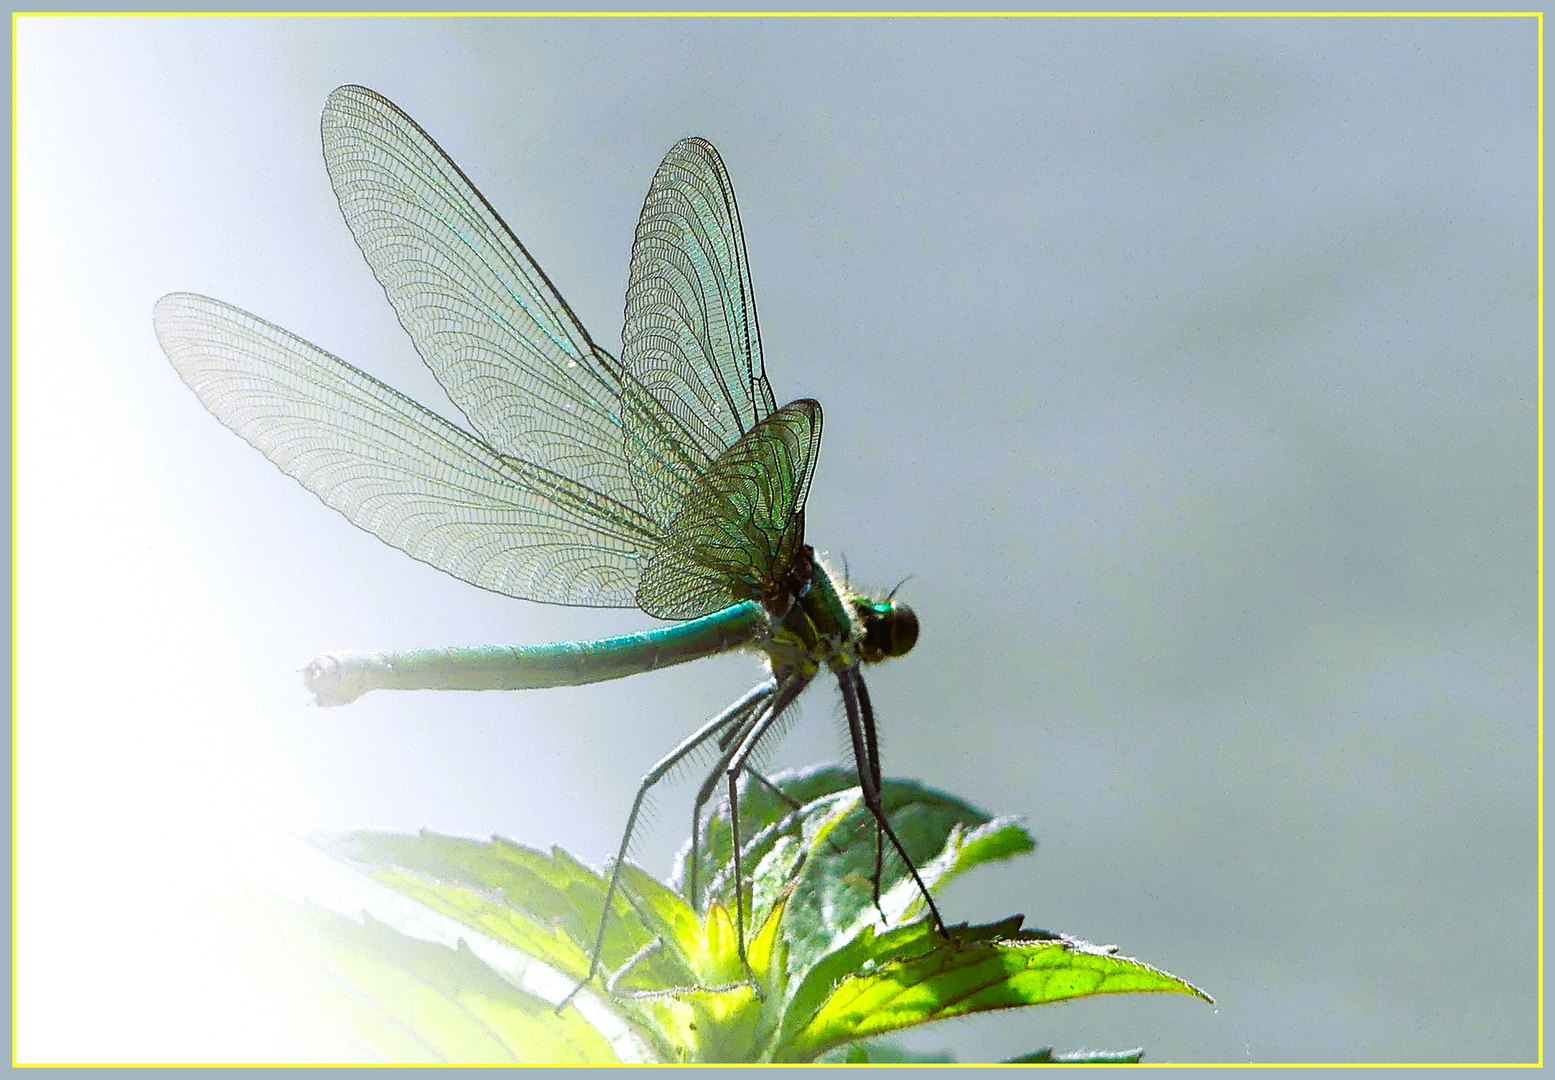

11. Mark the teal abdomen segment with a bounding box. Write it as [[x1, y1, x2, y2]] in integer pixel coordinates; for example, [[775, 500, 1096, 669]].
[[304, 601, 770, 706]]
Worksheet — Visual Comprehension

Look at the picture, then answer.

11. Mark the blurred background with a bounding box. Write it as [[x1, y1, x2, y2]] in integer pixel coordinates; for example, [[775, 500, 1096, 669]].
[[14, 15, 1538, 1064]]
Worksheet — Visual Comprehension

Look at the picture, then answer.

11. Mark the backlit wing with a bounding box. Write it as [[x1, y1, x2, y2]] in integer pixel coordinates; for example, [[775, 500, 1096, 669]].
[[320, 84, 639, 510], [637, 399, 821, 620], [156, 292, 659, 607], [621, 137, 779, 527]]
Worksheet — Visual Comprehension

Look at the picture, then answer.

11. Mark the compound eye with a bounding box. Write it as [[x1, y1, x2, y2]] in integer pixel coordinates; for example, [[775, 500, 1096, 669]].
[[860, 600, 918, 662], [887, 602, 919, 658]]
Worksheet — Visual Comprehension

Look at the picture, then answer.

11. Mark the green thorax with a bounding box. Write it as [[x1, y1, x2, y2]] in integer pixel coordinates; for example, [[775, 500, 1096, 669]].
[[764, 550, 918, 677]]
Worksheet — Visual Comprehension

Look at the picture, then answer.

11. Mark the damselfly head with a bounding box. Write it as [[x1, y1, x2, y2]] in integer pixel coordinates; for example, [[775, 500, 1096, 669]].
[[856, 597, 919, 663]]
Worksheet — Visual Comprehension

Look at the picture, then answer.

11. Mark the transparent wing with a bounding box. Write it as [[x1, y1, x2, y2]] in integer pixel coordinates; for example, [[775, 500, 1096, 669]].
[[637, 399, 821, 620], [155, 293, 660, 608], [320, 84, 639, 510], [621, 137, 779, 526]]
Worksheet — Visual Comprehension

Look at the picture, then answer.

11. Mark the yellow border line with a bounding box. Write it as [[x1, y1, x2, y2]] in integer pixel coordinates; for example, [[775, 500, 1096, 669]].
[[9, 11, 17, 1071], [1537, 10, 1547, 1073], [5, 9, 1551, 15]]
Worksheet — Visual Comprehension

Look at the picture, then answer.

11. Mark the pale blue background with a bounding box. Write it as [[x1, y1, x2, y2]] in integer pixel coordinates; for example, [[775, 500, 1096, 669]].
[[16, 15, 1539, 1063]]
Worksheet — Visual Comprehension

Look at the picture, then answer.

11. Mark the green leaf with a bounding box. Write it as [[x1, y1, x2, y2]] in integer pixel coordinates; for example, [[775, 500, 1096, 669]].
[[772, 917, 1212, 1062], [318, 832, 697, 1062], [245, 889, 620, 1063], [324, 833, 628, 982], [318, 832, 782, 1063], [681, 765, 1035, 977], [269, 768, 1210, 1063]]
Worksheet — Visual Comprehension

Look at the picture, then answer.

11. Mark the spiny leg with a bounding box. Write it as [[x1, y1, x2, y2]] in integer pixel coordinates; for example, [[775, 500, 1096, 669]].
[[742, 767, 799, 806], [687, 751, 817, 911], [741, 766, 809, 818], [724, 674, 811, 985], [854, 673, 887, 919], [687, 757, 759, 913], [556, 679, 776, 1012], [693, 688, 856, 913], [729, 766, 849, 870], [838, 666, 948, 937], [686, 705, 764, 912], [686, 690, 784, 914]]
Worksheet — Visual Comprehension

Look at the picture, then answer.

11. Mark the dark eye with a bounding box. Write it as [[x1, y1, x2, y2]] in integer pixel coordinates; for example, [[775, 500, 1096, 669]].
[[859, 600, 918, 662]]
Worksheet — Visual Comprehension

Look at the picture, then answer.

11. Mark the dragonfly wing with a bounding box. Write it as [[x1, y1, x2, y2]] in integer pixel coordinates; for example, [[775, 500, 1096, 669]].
[[156, 293, 659, 608], [320, 85, 639, 510], [637, 399, 821, 620], [621, 137, 779, 526]]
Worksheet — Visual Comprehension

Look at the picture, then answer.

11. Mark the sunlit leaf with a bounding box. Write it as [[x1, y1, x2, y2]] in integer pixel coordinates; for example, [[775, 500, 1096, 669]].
[[252, 893, 620, 1063], [773, 917, 1212, 1062], [680, 765, 1035, 976], [275, 769, 1209, 1063]]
